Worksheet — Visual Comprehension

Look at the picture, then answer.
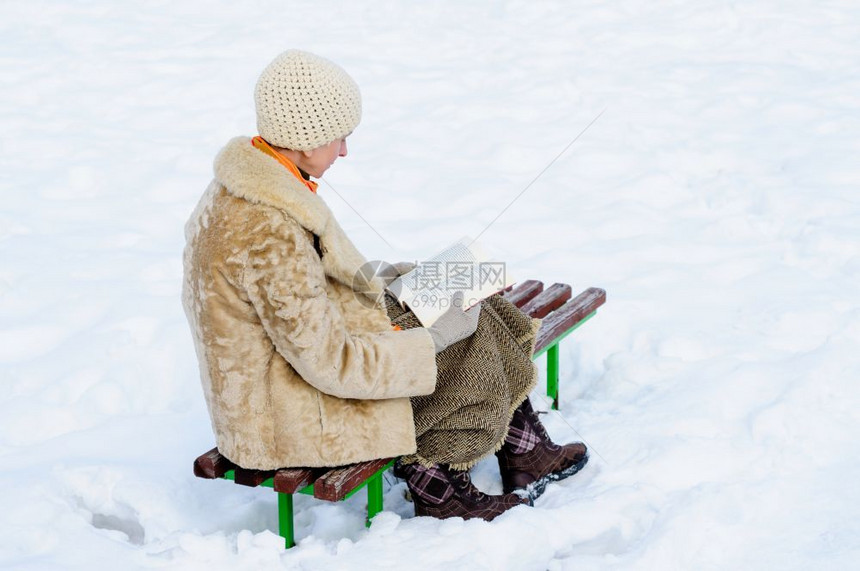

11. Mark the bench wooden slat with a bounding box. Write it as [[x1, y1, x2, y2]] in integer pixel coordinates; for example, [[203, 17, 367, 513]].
[[313, 458, 394, 502], [234, 467, 276, 487], [193, 447, 236, 479], [534, 287, 606, 355], [521, 283, 572, 319], [273, 468, 320, 494], [502, 280, 544, 308]]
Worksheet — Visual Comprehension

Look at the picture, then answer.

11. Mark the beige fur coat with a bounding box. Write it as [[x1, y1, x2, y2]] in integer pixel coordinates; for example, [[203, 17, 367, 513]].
[[182, 137, 438, 470]]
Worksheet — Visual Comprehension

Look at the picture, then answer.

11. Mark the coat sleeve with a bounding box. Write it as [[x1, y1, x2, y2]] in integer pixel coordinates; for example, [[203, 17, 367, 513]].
[[242, 214, 438, 401]]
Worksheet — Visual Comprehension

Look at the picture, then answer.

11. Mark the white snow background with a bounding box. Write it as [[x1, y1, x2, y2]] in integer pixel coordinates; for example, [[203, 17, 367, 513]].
[[2, 1, 859, 569]]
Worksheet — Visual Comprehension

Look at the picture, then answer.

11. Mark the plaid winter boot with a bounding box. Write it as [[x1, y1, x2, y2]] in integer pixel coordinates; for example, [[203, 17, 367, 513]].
[[496, 398, 588, 500], [393, 461, 531, 521]]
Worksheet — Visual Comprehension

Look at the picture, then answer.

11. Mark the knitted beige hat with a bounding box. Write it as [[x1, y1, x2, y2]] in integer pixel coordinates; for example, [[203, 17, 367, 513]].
[[255, 50, 362, 151]]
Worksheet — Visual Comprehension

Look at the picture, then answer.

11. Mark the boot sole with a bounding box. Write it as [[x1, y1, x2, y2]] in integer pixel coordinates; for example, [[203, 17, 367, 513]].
[[521, 453, 589, 502]]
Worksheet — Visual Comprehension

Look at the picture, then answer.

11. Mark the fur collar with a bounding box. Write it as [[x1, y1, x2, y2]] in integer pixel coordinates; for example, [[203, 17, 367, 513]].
[[213, 137, 384, 298]]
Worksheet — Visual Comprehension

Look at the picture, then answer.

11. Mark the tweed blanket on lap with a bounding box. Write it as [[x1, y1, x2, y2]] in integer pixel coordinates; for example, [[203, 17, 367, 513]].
[[386, 294, 541, 470]]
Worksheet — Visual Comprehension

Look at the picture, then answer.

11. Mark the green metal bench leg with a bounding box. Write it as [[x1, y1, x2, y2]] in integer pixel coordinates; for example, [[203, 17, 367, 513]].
[[278, 492, 295, 548], [547, 344, 559, 410], [366, 471, 384, 527]]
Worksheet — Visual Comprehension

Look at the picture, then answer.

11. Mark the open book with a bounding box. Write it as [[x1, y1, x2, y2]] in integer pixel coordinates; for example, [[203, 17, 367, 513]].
[[387, 237, 515, 327]]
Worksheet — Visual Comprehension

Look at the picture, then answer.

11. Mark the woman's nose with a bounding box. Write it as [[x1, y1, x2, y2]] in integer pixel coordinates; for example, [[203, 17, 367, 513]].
[[339, 140, 348, 157]]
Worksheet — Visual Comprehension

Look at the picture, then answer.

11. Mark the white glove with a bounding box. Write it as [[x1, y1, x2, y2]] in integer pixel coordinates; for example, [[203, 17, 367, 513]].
[[426, 291, 481, 353]]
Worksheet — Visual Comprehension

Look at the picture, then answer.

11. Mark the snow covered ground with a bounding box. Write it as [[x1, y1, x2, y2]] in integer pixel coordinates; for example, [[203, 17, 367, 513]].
[[2, 1, 859, 569]]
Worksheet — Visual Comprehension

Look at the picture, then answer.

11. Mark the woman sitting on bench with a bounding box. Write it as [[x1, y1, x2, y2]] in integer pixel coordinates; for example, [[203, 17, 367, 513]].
[[182, 50, 587, 521]]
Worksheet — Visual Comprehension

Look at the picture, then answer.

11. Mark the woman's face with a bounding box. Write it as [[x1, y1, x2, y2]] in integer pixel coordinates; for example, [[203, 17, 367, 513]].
[[300, 137, 348, 178]]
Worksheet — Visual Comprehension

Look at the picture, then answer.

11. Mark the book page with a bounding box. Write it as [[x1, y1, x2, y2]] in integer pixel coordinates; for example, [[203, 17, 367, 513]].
[[388, 237, 515, 327]]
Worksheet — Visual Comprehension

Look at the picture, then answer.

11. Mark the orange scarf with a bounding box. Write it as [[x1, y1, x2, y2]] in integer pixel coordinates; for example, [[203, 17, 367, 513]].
[[251, 136, 319, 194]]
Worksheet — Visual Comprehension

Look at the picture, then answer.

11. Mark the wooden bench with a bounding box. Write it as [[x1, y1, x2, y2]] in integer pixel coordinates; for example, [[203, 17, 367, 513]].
[[193, 282, 605, 548], [505, 282, 606, 409], [194, 450, 394, 548]]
